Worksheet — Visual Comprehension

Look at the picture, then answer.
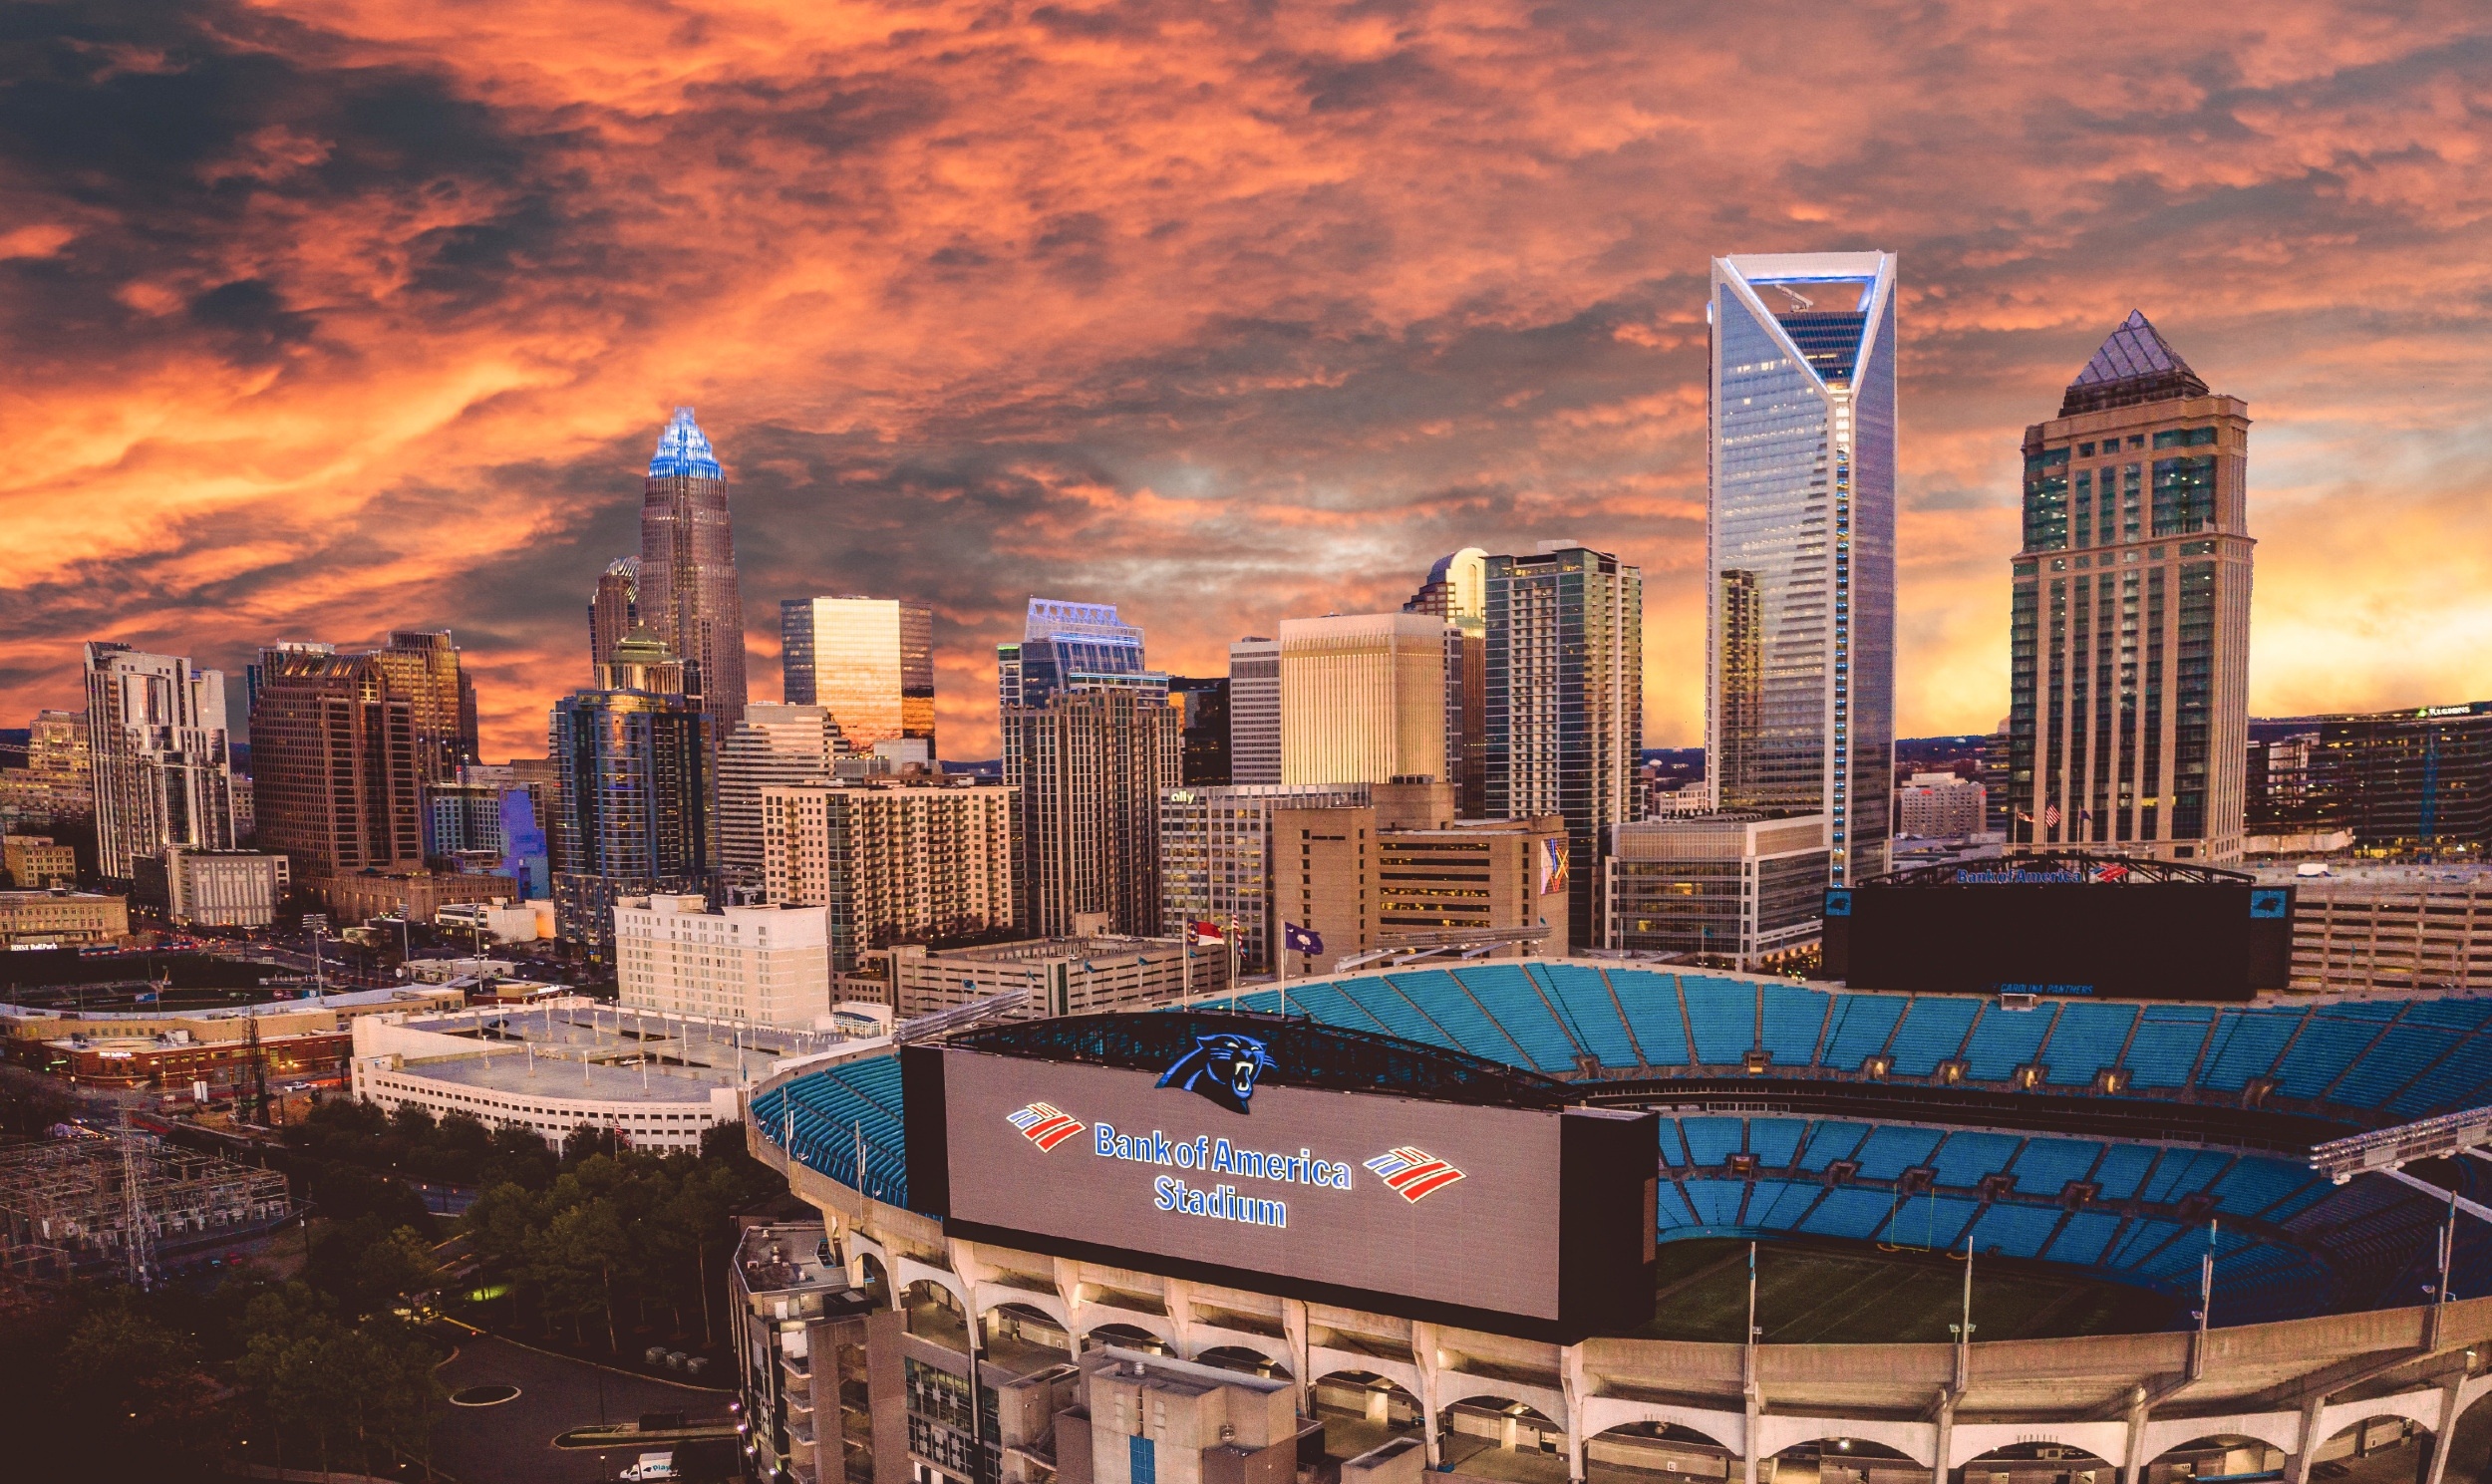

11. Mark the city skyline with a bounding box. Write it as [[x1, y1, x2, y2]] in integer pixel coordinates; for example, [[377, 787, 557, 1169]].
[[5, 5, 2492, 763]]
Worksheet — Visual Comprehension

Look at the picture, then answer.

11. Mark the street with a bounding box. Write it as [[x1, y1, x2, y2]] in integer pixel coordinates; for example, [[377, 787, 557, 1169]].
[[431, 1332, 735, 1484]]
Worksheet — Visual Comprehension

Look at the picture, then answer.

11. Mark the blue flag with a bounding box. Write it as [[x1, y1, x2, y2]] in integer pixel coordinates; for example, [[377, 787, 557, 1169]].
[[1283, 922, 1324, 956]]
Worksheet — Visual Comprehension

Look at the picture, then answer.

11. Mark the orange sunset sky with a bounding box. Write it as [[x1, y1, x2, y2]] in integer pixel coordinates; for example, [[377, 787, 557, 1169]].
[[3, 0, 2490, 761]]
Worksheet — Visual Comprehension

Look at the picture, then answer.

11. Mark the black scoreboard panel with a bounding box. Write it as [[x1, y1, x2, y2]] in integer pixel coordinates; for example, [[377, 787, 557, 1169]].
[[1823, 873, 2294, 1001]]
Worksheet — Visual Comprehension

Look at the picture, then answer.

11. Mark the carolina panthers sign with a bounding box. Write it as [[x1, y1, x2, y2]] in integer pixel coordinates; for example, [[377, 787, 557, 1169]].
[[1155, 1032, 1273, 1113]]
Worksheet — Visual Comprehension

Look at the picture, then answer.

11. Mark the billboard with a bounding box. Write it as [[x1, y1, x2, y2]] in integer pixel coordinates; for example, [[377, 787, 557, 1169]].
[[903, 1037, 1654, 1340], [1823, 864, 2294, 1001]]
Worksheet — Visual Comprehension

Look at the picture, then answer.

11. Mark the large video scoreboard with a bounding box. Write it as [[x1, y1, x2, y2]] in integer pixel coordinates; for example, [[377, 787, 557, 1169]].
[[1822, 857, 2294, 1001], [902, 1015, 1657, 1342]]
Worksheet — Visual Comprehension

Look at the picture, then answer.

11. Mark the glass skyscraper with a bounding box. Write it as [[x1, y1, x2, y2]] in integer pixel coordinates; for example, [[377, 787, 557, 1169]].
[[997, 599, 1167, 711], [639, 408, 748, 729], [780, 596, 935, 756], [1706, 252, 1898, 884]]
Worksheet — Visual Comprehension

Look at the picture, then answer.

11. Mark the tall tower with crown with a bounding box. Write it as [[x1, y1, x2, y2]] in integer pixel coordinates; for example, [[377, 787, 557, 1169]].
[[638, 407, 749, 731], [2006, 312, 2253, 863]]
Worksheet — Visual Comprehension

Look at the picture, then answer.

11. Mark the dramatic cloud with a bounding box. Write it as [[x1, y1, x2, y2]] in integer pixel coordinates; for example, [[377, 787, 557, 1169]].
[[2, 0, 2489, 759]]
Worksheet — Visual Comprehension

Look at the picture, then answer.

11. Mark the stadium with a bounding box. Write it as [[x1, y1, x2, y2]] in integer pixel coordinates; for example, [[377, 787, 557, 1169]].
[[745, 957, 2492, 1484]]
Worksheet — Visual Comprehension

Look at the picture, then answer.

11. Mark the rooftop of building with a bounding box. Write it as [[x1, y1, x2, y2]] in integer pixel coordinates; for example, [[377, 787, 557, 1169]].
[[2255, 861, 2492, 886], [0, 984, 459, 1025], [0, 888, 123, 903], [647, 406, 723, 479], [734, 1222, 847, 1298], [380, 1003, 860, 1104], [898, 934, 1192, 966], [2058, 310, 2211, 417]]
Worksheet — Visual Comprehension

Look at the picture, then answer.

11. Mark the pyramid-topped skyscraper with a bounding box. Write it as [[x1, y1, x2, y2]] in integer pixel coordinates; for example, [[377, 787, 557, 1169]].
[[2006, 314, 2253, 863], [638, 407, 748, 729]]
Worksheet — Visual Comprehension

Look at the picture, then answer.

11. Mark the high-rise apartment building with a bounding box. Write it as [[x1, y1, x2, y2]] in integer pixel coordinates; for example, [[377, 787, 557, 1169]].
[[549, 687, 713, 957], [0, 708, 94, 829], [1707, 252, 1898, 885], [639, 408, 749, 728], [1404, 548, 1488, 817], [1279, 612, 1446, 787], [248, 647, 425, 879], [1002, 687, 1180, 938], [779, 597, 935, 755], [1483, 543, 1643, 951], [1226, 637, 1281, 785], [759, 780, 1017, 971], [2007, 311, 2252, 862], [588, 556, 640, 674], [615, 893, 831, 1027], [84, 643, 237, 880], [718, 704, 844, 883], [1159, 782, 1371, 972], [368, 629, 477, 782], [1895, 772, 1989, 838]]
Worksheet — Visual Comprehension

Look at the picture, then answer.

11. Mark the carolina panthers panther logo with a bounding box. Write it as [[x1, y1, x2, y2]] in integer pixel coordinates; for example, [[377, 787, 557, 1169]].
[[1156, 1033, 1274, 1114]]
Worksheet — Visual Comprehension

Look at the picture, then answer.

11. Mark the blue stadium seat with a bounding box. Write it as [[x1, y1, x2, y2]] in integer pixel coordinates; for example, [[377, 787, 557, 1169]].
[[1759, 985, 1831, 1064], [1854, 1125, 1943, 1180], [2046, 1210, 2122, 1267], [1820, 994, 1907, 1070], [1227, 989, 1284, 1014], [1681, 1116, 1744, 1167], [1966, 1202, 2062, 1261], [1684, 1179, 1746, 1228], [1610, 970, 1692, 1065], [1684, 976, 1756, 1064], [1930, 1131, 2022, 1189], [1896, 1196, 1983, 1254], [1658, 1120, 1692, 1167], [2400, 1000, 2492, 1032], [2388, 1036, 2492, 1118], [1799, 1188, 1896, 1241], [1887, 997, 1980, 1075], [1748, 1180, 1821, 1229], [2334, 1023, 2459, 1108], [2009, 1138, 2101, 1197], [1748, 1118, 1807, 1168], [2040, 1002, 2138, 1086], [2139, 1149, 2231, 1206], [1798, 1121, 1871, 1172], [2198, 1009, 2302, 1091], [2107, 1217, 2190, 1272], [2271, 1004, 2393, 1099], [1379, 971, 1518, 1060], [2212, 1158, 2322, 1220], [2089, 1144, 2157, 1201], [1530, 964, 1641, 1068], [1960, 1006, 2051, 1081], [1335, 977, 1462, 1051], [1451, 965, 1579, 1072], [1278, 979, 1390, 1037], [2125, 1005, 2215, 1087]]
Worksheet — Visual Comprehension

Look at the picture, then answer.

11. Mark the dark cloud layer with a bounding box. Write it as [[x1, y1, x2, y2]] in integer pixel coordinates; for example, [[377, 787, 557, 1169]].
[[2, 0, 2489, 757]]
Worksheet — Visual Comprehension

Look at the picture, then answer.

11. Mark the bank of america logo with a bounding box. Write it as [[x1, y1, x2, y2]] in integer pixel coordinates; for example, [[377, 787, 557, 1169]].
[[1365, 1147, 1466, 1202], [1007, 1103, 1087, 1151]]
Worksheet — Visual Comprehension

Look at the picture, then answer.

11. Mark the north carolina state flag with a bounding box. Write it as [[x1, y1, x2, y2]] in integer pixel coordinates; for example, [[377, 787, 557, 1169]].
[[1190, 921, 1225, 945]]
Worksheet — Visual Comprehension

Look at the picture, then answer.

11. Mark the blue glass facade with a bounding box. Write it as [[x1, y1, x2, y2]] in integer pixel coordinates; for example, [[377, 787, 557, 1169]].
[[1004, 597, 1168, 710], [1707, 254, 1899, 885]]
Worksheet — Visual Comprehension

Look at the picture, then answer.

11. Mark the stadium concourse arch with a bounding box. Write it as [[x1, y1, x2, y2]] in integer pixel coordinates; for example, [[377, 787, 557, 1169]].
[[747, 963, 2492, 1484]]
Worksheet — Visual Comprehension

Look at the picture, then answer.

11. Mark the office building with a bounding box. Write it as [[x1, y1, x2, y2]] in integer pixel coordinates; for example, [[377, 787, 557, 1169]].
[[779, 596, 935, 756], [1279, 612, 1446, 788], [1607, 812, 1830, 967], [0, 890, 129, 947], [1707, 252, 1898, 887], [1895, 771, 1988, 838], [2255, 864, 2492, 994], [1983, 719, 2014, 834], [248, 646, 424, 879], [1404, 547, 1489, 816], [1483, 542, 1643, 951], [887, 932, 1227, 1021], [1226, 637, 1282, 785], [588, 555, 640, 674], [1168, 676, 1230, 786], [84, 643, 237, 880], [999, 598, 1167, 711], [614, 893, 832, 1027], [150, 847, 287, 928], [2007, 310, 2253, 863], [1270, 780, 1566, 975], [639, 407, 749, 727], [1002, 688, 1180, 938], [2286, 702, 2491, 856], [3, 835, 76, 889], [759, 780, 1017, 972], [1159, 782, 1370, 973], [0, 709, 93, 830], [718, 704, 845, 882], [549, 686, 713, 957], [367, 629, 477, 782]]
